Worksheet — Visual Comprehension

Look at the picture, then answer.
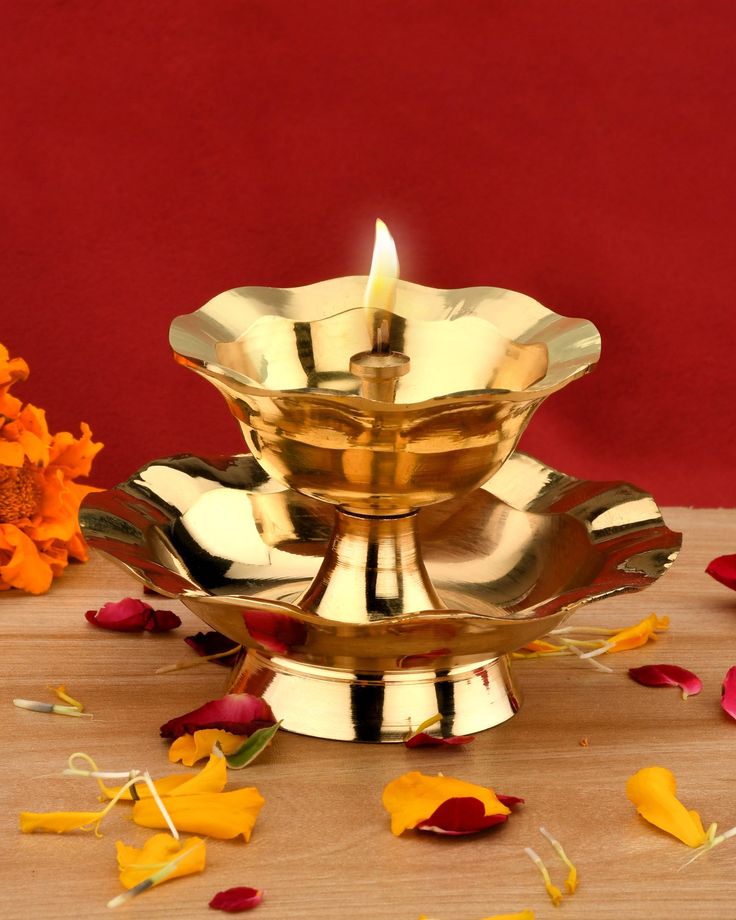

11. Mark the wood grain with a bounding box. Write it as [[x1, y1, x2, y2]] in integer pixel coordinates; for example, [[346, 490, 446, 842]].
[[2, 507, 735, 919]]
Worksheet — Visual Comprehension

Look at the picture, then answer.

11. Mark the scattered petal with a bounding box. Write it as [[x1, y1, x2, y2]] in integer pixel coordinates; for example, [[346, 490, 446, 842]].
[[721, 666, 736, 720], [184, 631, 240, 665], [116, 833, 206, 889], [629, 664, 703, 699], [85, 597, 181, 632], [626, 766, 708, 847], [480, 912, 535, 920], [133, 786, 265, 841], [706, 553, 736, 591], [522, 639, 565, 653], [607, 613, 669, 653], [106, 752, 228, 800], [222, 723, 281, 769], [20, 809, 106, 834], [405, 732, 475, 749], [169, 730, 246, 766], [382, 771, 516, 837], [209, 886, 264, 912], [160, 694, 275, 739], [417, 796, 511, 835]]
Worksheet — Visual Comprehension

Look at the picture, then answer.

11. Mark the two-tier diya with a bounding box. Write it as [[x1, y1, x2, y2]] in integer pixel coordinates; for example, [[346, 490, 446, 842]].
[[81, 224, 681, 741]]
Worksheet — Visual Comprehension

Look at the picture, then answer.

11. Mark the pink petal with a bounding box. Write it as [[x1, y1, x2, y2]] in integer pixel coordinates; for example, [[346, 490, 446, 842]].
[[721, 666, 736, 720], [85, 598, 152, 631], [628, 664, 703, 698], [416, 796, 511, 836], [185, 631, 239, 665], [405, 732, 475, 748], [707, 554, 736, 591], [160, 694, 276, 739], [209, 887, 264, 912]]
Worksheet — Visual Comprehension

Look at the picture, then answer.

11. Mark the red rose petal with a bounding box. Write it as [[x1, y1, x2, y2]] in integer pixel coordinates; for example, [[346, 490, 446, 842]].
[[85, 598, 152, 631], [721, 666, 736, 720], [404, 732, 475, 748], [209, 887, 264, 912], [145, 608, 182, 632], [497, 793, 525, 808], [160, 694, 276, 739], [707, 554, 736, 591], [85, 597, 181, 632], [628, 664, 703, 698], [185, 631, 239, 665], [416, 796, 511, 836]]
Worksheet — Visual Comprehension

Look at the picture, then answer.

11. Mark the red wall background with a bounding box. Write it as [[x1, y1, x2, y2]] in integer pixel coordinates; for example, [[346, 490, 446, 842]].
[[2, 1, 734, 507]]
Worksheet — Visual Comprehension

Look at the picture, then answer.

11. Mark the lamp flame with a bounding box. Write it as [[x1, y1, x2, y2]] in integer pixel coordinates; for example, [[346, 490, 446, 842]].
[[364, 219, 399, 353]]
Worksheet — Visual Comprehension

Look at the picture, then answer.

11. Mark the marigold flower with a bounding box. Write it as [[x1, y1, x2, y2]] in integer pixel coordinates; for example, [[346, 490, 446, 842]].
[[116, 833, 206, 889], [626, 766, 709, 847], [0, 343, 102, 594], [105, 752, 228, 800], [382, 771, 516, 836]]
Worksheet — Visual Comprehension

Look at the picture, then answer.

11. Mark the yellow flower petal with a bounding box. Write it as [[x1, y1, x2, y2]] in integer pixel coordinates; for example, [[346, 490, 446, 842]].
[[608, 613, 669, 653], [382, 771, 510, 837], [116, 833, 206, 890], [522, 639, 564, 653], [481, 912, 536, 920], [626, 766, 707, 847], [105, 752, 228, 801], [169, 730, 246, 766], [20, 809, 104, 834], [133, 786, 265, 841]]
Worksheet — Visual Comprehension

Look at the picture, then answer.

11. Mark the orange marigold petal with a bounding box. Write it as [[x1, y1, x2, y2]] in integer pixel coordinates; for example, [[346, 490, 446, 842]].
[[0, 524, 53, 594], [48, 422, 103, 479], [116, 834, 207, 890], [0, 440, 25, 467]]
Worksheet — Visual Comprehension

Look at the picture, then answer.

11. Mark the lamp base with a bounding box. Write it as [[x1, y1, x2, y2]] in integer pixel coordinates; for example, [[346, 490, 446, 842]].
[[225, 649, 521, 742]]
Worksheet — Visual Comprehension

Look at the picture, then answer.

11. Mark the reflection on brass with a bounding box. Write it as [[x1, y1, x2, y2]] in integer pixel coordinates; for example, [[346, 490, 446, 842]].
[[169, 279, 598, 514], [81, 452, 681, 742], [80, 278, 678, 741]]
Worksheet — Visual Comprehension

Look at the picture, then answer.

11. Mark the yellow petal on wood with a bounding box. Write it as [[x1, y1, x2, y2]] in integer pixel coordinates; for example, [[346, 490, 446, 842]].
[[116, 833, 206, 889], [169, 730, 246, 766], [382, 771, 510, 837], [626, 766, 707, 847], [133, 786, 265, 841], [20, 809, 103, 834]]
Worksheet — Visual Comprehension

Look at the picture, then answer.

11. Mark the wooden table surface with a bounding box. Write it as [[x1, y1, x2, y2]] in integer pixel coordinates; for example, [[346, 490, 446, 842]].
[[3, 507, 736, 920]]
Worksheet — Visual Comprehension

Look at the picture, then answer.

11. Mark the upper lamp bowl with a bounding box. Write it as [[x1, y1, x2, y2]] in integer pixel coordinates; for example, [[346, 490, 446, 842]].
[[170, 278, 601, 514]]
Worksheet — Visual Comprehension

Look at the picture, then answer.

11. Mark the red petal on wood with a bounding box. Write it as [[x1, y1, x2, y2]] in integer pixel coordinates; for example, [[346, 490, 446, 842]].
[[706, 553, 736, 591], [209, 886, 264, 912], [145, 608, 182, 631], [404, 732, 475, 748], [628, 664, 703, 697], [416, 796, 511, 835], [721, 666, 736, 720], [85, 597, 180, 632], [184, 631, 239, 665], [160, 694, 276, 739], [84, 598, 152, 631]]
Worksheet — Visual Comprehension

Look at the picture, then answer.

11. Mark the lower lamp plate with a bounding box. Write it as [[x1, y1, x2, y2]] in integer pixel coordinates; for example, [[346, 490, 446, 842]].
[[80, 452, 681, 741]]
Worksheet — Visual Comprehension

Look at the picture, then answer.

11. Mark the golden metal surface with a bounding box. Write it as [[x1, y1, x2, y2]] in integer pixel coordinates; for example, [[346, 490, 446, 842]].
[[169, 278, 600, 514], [79, 277, 676, 741], [81, 452, 680, 741]]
